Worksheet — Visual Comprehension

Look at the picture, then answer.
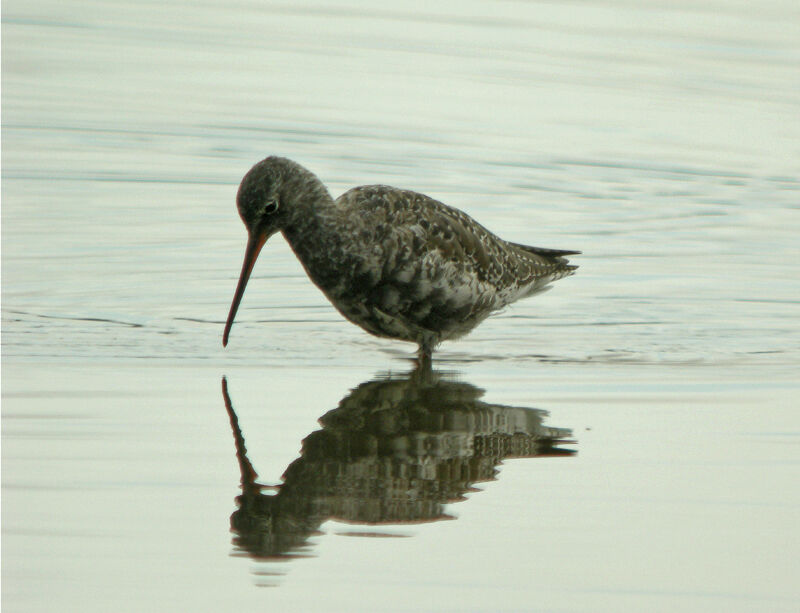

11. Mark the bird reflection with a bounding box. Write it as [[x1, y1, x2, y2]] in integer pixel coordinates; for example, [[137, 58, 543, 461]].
[[222, 371, 575, 567]]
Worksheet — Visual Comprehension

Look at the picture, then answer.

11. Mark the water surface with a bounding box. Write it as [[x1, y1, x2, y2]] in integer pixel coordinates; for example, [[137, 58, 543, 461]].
[[3, 1, 799, 611]]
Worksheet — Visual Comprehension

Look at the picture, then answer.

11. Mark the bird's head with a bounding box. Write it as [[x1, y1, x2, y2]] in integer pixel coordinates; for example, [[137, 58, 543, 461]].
[[223, 157, 327, 347], [235, 157, 289, 241]]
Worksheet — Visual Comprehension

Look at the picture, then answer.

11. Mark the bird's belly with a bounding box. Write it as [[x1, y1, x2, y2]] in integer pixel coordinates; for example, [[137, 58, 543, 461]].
[[323, 274, 496, 347], [298, 243, 518, 346], [325, 291, 426, 343], [347, 303, 423, 343]]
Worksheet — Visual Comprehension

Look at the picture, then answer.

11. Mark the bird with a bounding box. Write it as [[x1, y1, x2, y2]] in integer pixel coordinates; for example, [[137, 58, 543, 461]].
[[223, 156, 579, 364]]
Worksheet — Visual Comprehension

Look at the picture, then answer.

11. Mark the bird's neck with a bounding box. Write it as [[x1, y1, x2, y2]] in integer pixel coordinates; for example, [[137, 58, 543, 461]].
[[282, 184, 336, 241], [281, 191, 350, 292]]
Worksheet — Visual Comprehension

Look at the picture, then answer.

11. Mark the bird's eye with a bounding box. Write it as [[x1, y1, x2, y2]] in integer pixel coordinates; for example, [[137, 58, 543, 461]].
[[263, 200, 279, 215]]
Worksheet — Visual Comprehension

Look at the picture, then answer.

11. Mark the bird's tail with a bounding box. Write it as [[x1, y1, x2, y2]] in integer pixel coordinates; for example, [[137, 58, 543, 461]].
[[510, 242, 580, 275], [510, 242, 581, 259]]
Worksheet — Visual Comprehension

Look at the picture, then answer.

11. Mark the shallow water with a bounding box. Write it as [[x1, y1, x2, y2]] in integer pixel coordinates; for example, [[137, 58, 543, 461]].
[[2, 1, 799, 611]]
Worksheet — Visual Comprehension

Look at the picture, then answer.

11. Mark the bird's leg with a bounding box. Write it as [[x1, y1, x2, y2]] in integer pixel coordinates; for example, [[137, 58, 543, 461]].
[[416, 345, 433, 373]]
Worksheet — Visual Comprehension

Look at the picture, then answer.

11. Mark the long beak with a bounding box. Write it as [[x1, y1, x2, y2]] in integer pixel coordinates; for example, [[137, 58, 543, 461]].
[[223, 232, 268, 347]]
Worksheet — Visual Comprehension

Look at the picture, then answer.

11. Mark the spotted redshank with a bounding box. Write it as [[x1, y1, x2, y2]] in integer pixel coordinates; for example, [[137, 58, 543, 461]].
[[223, 156, 579, 362]]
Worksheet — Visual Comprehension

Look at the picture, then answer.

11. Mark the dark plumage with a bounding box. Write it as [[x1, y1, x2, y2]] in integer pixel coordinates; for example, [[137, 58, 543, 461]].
[[223, 156, 579, 361]]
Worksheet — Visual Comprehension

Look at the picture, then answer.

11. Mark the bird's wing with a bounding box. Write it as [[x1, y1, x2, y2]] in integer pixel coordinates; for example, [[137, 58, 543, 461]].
[[336, 186, 574, 334], [339, 185, 504, 284], [368, 187, 577, 285]]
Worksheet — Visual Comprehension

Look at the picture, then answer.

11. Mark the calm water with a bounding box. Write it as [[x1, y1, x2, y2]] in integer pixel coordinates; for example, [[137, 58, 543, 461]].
[[2, 1, 799, 611]]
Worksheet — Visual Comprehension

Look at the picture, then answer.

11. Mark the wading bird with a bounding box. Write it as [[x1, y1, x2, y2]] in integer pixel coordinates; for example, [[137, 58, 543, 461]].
[[223, 157, 578, 363]]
